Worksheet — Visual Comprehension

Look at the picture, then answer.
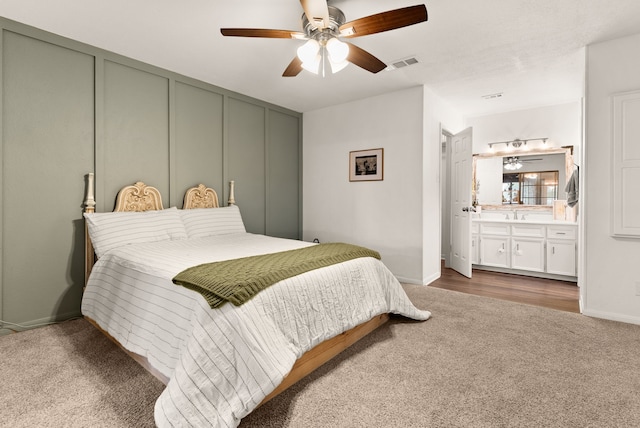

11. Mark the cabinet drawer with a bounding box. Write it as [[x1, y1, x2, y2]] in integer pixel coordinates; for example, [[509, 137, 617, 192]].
[[547, 225, 577, 240], [480, 223, 510, 235], [511, 224, 545, 238], [471, 222, 480, 234]]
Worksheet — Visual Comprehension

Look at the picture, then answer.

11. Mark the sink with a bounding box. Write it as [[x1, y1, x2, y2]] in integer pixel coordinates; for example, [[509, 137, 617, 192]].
[[473, 211, 555, 222]]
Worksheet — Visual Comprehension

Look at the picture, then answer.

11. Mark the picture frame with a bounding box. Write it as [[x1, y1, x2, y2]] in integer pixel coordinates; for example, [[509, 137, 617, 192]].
[[349, 148, 384, 182]]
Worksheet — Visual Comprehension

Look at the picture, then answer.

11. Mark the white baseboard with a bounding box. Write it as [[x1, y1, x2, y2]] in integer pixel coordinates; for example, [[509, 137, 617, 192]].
[[422, 271, 441, 286], [581, 309, 640, 326], [396, 270, 442, 286], [395, 276, 423, 285]]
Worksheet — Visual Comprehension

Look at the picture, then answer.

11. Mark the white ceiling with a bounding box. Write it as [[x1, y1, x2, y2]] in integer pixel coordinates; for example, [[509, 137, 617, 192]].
[[2, 0, 640, 117]]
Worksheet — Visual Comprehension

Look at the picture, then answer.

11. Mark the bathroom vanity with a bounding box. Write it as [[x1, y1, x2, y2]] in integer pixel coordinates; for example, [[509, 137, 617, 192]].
[[467, 144, 579, 281], [472, 217, 577, 281]]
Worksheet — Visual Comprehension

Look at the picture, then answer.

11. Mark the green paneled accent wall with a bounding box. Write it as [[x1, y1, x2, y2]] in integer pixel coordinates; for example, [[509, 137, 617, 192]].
[[101, 61, 171, 208], [1, 30, 95, 326], [0, 18, 302, 333], [268, 110, 301, 239], [227, 97, 267, 234], [174, 82, 224, 204]]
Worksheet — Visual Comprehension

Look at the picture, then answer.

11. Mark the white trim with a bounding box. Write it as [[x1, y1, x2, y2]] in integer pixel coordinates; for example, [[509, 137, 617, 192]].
[[611, 89, 640, 237], [582, 309, 640, 326], [422, 271, 442, 286], [578, 96, 586, 314]]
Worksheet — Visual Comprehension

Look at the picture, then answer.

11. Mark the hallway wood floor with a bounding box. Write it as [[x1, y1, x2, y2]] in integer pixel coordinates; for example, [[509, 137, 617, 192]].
[[430, 264, 580, 313]]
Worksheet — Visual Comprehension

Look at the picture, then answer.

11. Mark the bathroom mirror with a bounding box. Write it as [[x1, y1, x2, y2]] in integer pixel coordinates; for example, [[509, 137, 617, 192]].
[[473, 147, 574, 209]]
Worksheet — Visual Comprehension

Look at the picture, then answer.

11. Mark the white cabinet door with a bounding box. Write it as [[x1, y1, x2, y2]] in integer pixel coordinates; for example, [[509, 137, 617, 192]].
[[511, 237, 545, 272], [471, 234, 479, 265], [479, 235, 510, 268], [547, 239, 576, 276]]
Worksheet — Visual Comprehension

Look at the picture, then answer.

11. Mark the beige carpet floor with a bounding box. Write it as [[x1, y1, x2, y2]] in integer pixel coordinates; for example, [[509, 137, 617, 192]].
[[2, 285, 639, 427], [0, 316, 164, 428]]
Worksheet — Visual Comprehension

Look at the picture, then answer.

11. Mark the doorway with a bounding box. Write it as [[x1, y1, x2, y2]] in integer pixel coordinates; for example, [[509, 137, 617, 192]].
[[439, 127, 580, 310]]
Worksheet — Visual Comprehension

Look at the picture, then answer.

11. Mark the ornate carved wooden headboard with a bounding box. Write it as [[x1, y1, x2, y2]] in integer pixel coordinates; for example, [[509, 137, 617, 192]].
[[83, 173, 236, 284], [83, 174, 165, 285], [183, 183, 219, 209], [114, 181, 164, 212]]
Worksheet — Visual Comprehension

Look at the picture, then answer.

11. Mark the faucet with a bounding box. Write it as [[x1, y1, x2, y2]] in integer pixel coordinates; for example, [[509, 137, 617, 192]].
[[513, 210, 518, 220]]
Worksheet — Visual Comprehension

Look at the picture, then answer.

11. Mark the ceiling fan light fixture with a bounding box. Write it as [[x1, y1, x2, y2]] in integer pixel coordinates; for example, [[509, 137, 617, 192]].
[[297, 39, 320, 63], [504, 157, 523, 170], [326, 38, 349, 63], [297, 40, 321, 74], [221, 3, 428, 78], [329, 59, 349, 73], [301, 55, 321, 74]]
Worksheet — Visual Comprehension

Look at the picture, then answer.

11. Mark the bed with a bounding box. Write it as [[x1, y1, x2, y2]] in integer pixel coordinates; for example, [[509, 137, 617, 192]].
[[81, 173, 431, 427]]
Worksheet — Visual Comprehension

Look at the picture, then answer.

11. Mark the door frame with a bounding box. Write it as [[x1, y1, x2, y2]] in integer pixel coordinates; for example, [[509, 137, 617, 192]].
[[439, 123, 585, 314], [440, 128, 453, 268]]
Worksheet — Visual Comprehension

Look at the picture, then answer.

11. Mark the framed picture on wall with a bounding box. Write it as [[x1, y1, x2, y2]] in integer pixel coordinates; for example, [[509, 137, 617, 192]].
[[349, 148, 384, 181]]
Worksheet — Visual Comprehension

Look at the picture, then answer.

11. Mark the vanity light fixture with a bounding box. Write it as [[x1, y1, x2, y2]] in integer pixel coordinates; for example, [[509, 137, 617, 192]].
[[488, 137, 548, 151]]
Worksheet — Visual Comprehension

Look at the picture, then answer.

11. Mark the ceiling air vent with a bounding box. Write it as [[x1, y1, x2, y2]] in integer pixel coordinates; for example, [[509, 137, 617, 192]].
[[386, 56, 420, 71], [481, 92, 504, 100]]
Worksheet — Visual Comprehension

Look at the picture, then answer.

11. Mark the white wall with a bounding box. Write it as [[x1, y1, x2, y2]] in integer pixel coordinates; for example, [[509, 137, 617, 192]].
[[303, 86, 463, 284], [303, 87, 425, 283], [464, 101, 582, 221], [466, 101, 583, 157], [583, 32, 640, 325], [423, 87, 465, 282], [439, 102, 579, 264], [475, 157, 503, 205]]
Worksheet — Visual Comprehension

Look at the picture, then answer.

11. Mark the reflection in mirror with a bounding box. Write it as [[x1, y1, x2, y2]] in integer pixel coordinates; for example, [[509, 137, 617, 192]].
[[473, 147, 573, 208], [503, 171, 559, 205]]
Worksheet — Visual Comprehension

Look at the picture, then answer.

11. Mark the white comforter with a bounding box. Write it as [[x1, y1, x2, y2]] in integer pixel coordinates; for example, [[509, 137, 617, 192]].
[[81, 233, 430, 427]]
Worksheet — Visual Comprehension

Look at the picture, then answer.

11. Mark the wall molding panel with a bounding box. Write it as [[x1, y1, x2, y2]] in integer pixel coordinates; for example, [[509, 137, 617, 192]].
[[611, 89, 640, 237], [0, 17, 302, 333]]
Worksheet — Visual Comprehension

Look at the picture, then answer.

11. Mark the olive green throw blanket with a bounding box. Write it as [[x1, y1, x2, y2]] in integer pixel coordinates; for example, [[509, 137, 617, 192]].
[[172, 243, 381, 309]]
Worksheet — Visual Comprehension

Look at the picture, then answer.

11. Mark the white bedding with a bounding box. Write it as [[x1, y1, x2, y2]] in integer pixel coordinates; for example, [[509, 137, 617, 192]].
[[81, 233, 430, 427]]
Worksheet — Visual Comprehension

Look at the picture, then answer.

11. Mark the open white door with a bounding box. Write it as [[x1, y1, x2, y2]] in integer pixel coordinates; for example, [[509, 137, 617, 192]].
[[450, 127, 474, 278]]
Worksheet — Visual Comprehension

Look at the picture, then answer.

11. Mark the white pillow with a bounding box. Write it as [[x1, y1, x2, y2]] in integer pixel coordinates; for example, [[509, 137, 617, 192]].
[[84, 206, 187, 258], [179, 205, 246, 238]]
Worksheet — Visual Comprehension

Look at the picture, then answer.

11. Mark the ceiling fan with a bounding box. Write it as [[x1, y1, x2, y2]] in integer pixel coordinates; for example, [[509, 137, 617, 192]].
[[220, 1, 428, 77], [503, 157, 543, 170]]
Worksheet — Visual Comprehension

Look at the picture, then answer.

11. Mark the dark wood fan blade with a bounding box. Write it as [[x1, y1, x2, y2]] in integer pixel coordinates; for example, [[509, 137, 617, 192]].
[[339, 5, 427, 38], [300, 0, 330, 29], [345, 42, 386, 73], [283, 57, 304, 77], [220, 28, 305, 39]]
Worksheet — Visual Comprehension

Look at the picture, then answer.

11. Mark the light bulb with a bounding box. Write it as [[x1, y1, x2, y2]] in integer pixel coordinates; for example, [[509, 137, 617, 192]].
[[301, 55, 321, 75], [297, 39, 320, 64], [329, 60, 348, 73], [326, 38, 349, 63]]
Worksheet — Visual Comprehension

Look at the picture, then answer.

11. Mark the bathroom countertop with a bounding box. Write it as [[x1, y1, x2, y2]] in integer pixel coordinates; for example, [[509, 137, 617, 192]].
[[472, 217, 577, 225]]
